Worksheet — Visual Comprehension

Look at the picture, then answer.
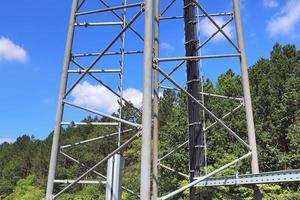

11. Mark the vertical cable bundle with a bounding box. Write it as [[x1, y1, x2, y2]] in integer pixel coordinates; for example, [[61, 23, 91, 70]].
[[183, 0, 205, 199]]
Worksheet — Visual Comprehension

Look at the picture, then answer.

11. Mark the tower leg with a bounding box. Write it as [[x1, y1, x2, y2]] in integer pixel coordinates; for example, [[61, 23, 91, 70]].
[[106, 154, 124, 200], [233, 0, 261, 199], [152, 0, 160, 198], [140, 0, 153, 199], [45, 0, 77, 199]]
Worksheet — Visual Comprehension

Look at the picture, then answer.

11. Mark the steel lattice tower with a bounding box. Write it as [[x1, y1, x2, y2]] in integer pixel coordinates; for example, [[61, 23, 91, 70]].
[[46, 0, 300, 200]]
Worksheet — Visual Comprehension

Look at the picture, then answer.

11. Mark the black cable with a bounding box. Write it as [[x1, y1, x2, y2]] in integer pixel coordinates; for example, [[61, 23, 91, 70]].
[[183, 1, 204, 199]]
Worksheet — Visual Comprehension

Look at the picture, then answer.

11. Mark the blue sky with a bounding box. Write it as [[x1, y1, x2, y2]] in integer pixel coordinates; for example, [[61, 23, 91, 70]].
[[0, 0, 299, 142]]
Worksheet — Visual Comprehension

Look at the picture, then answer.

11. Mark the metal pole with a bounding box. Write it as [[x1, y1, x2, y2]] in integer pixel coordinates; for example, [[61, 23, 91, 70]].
[[158, 53, 240, 62], [64, 9, 144, 97], [140, 0, 153, 198], [75, 2, 144, 16], [54, 131, 141, 199], [159, 152, 252, 200], [60, 151, 139, 198], [98, 0, 144, 42], [118, 0, 127, 147], [233, 1, 261, 199], [45, 0, 77, 199], [233, 0, 259, 174], [152, 0, 160, 197], [63, 101, 141, 128], [156, 66, 251, 150]]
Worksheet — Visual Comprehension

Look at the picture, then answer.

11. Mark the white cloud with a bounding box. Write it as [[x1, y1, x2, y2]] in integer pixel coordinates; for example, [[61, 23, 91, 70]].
[[71, 81, 143, 113], [0, 37, 28, 62], [123, 88, 143, 109], [0, 138, 14, 144], [263, 0, 279, 8], [198, 17, 234, 42], [160, 42, 175, 51], [267, 0, 300, 37]]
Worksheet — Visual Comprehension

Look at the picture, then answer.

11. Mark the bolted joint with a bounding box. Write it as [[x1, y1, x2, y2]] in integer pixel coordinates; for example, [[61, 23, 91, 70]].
[[140, 2, 146, 11]]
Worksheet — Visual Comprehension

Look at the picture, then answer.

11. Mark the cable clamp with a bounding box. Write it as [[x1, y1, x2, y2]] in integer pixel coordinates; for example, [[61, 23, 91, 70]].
[[188, 122, 201, 126], [183, 2, 194, 9], [185, 39, 199, 45], [186, 79, 201, 84], [195, 145, 205, 148], [188, 20, 197, 25]]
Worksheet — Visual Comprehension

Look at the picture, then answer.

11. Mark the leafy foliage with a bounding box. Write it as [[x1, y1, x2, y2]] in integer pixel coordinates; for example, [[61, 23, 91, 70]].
[[0, 44, 299, 199], [4, 175, 44, 200]]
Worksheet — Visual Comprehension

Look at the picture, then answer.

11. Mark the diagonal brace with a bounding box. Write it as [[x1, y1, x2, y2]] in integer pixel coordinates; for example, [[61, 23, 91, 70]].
[[71, 59, 142, 114], [64, 101, 141, 128], [53, 131, 141, 199], [64, 9, 144, 98], [154, 65, 251, 150], [60, 151, 139, 198], [192, 0, 240, 52], [98, 0, 144, 41], [159, 152, 252, 200], [159, 16, 234, 85]]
